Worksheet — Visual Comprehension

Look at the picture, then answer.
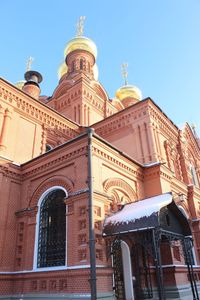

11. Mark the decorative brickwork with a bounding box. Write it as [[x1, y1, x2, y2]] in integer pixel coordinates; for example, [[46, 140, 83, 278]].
[[29, 177, 74, 207], [103, 177, 137, 202], [0, 82, 79, 138], [0, 25, 200, 300]]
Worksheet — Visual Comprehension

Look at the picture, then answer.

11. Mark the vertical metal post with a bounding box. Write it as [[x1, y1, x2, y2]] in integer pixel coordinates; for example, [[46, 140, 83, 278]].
[[152, 229, 165, 300], [87, 128, 97, 300], [183, 238, 199, 300]]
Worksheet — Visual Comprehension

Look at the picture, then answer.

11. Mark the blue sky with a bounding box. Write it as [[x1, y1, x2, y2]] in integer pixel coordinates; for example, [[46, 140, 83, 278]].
[[1, 0, 200, 134]]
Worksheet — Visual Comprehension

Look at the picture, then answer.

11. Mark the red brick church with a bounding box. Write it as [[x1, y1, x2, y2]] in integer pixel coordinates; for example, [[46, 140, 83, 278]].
[[0, 18, 200, 299]]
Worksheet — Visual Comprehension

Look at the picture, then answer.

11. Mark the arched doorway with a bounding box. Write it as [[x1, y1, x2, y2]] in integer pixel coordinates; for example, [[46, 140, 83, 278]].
[[112, 240, 134, 300]]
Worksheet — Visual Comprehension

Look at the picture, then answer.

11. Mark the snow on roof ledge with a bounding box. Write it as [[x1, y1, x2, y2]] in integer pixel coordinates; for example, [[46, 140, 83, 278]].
[[143, 162, 161, 168], [103, 192, 172, 236]]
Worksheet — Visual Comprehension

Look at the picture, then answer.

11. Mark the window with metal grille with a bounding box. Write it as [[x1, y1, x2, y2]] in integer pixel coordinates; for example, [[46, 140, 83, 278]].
[[37, 189, 66, 268]]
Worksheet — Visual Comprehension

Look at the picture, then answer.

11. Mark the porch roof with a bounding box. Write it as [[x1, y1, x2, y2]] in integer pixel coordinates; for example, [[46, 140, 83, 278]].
[[103, 192, 174, 236]]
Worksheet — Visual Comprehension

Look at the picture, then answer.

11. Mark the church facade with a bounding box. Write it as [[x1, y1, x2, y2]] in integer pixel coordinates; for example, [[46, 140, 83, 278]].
[[0, 20, 200, 300]]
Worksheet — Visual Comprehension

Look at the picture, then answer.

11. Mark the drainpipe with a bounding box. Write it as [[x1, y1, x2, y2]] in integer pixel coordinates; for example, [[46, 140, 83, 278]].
[[87, 127, 97, 300]]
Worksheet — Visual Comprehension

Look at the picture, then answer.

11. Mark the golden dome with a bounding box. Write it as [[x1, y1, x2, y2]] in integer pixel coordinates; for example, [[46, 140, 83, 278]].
[[115, 84, 142, 101], [93, 63, 98, 81], [58, 62, 68, 79], [64, 36, 97, 59], [15, 80, 26, 90]]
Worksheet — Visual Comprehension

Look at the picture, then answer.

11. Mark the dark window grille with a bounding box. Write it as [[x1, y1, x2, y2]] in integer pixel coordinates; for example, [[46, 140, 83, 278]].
[[80, 59, 83, 70], [37, 189, 66, 268], [112, 239, 126, 300]]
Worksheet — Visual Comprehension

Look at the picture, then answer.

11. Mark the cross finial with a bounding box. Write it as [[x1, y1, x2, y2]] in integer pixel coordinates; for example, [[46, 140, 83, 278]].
[[191, 123, 198, 138], [76, 16, 86, 37], [121, 63, 128, 85], [26, 56, 34, 71]]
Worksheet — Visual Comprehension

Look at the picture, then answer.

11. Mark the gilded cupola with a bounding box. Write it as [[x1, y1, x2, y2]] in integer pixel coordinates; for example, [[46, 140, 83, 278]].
[[58, 17, 98, 81], [115, 63, 142, 107]]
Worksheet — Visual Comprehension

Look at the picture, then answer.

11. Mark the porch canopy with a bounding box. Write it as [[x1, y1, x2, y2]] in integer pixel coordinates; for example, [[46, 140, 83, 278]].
[[103, 193, 199, 300], [103, 192, 191, 237]]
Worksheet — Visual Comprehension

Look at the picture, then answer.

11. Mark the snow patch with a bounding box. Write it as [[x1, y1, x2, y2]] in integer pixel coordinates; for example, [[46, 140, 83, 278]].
[[104, 192, 172, 225]]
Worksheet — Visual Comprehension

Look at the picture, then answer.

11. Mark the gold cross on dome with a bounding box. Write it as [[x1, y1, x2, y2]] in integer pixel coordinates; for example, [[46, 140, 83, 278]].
[[26, 56, 34, 71], [121, 63, 128, 85], [191, 123, 198, 137], [76, 16, 86, 37]]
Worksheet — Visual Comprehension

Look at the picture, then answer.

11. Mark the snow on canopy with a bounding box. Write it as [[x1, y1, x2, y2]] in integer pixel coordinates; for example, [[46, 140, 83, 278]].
[[103, 192, 173, 236]]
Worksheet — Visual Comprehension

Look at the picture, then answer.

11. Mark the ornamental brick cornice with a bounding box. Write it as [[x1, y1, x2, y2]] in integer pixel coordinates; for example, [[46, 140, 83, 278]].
[[91, 81, 109, 100], [45, 126, 71, 141], [171, 177, 188, 195], [92, 144, 143, 180], [82, 81, 105, 113], [94, 104, 149, 136], [0, 164, 21, 181], [159, 169, 173, 181], [21, 145, 87, 179], [182, 124, 200, 158], [15, 206, 38, 218], [192, 185, 200, 200], [0, 79, 80, 138], [144, 169, 160, 180], [147, 103, 178, 140], [144, 170, 172, 181], [93, 97, 179, 140], [159, 164, 173, 181], [55, 83, 105, 115], [144, 164, 172, 181]]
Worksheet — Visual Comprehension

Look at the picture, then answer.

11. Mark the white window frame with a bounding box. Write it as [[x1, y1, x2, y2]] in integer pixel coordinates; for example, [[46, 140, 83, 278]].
[[33, 186, 68, 270]]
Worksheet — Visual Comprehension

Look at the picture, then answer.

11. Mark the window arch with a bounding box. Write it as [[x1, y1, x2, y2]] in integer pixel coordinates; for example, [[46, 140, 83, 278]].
[[80, 59, 83, 70], [72, 60, 75, 71], [36, 188, 67, 268], [87, 61, 90, 72]]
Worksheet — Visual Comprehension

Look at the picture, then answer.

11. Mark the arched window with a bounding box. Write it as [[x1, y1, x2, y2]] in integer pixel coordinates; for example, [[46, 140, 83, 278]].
[[80, 59, 83, 70], [37, 189, 66, 268], [72, 60, 75, 71], [87, 61, 90, 72]]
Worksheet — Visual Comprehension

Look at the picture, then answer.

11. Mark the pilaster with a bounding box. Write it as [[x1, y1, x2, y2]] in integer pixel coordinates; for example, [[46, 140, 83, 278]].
[[0, 108, 12, 154], [0, 105, 4, 138]]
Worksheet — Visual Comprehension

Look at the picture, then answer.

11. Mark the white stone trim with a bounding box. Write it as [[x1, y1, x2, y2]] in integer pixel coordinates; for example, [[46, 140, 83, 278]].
[[121, 241, 134, 300], [0, 264, 108, 274]]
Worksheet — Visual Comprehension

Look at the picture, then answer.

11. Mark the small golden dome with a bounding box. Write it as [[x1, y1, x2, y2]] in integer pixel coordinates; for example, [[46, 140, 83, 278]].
[[115, 84, 142, 101], [58, 62, 68, 79], [64, 36, 97, 59], [93, 63, 98, 81], [15, 80, 26, 90]]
